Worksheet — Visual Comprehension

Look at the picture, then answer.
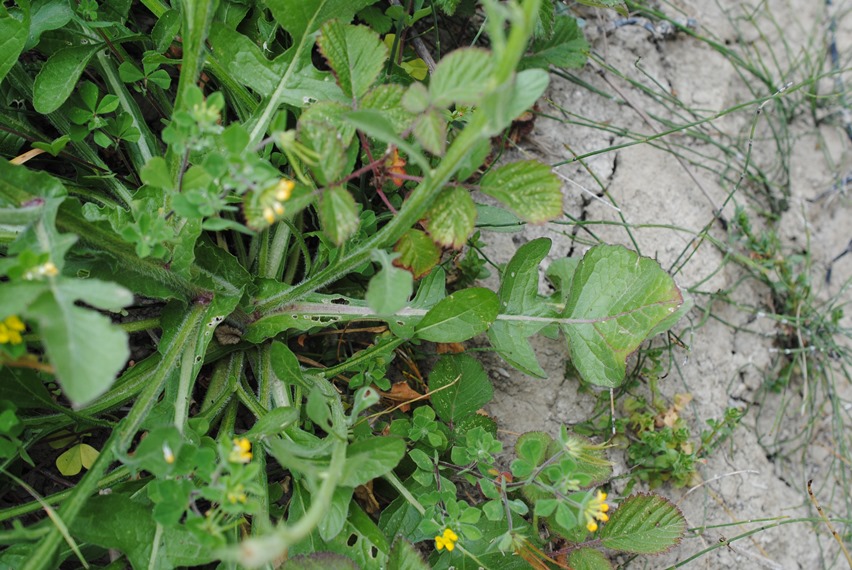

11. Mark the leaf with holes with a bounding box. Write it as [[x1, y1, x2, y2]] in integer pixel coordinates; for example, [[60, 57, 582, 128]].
[[318, 20, 387, 101], [600, 494, 686, 554], [428, 354, 492, 423], [561, 245, 684, 388], [478, 160, 562, 224], [424, 187, 476, 249]]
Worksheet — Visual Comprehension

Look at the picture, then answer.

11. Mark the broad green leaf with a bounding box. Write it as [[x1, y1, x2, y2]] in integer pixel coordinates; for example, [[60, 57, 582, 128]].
[[26, 0, 73, 51], [561, 245, 683, 388], [366, 250, 413, 315], [567, 548, 613, 570], [429, 48, 494, 107], [415, 288, 499, 342], [269, 340, 312, 390], [576, 0, 629, 16], [413, 108, 447, 156], [481, 68, 549, 137], [29, 279, 131, 407], [521, 15, 589, 70], [265, 0, 379, 47], [474, 203, 524, 232], [151, 9, 181, 53], [428, 354, 493, 423], [318, 20, 387, 101], [319, 185, 359, 245], [600, 494, 686, 554], [487, 238, 557, 377], [394, 228, 441, 279], [388, 538, 431, 570], [479, 160, 563, 224], [300, 119, 347, 185], [287, 553, 360, 570], [33, 43, 105, 114], [340, 436, 406, 487], [55, 443, 99, 476], [73, 494, 215, 570], [300, 101, 357, 147], [208, 24, 344, 105], [0, 5, 27, 84], [401, 82, 430, 114], [360, 83, 415, 132], [319, 486, 353, 541], [245, 407, 300, 438], [424, 186, 476, 249], [288, 487, 389, 568]]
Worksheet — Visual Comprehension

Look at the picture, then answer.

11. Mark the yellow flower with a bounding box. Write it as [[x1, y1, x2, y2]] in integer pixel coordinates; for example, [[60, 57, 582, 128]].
[[0, 316, 26, 345], [227, 483, 247, 504], [584, 490, 610, 532], [229, 437, 252, 463], [162, 442, 175, 464], [275, 178, 295, 202], [434, 528, 458, 552]]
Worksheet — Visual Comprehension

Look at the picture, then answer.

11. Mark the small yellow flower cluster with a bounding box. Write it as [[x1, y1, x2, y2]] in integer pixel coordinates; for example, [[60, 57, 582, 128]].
[[229, 437, 252, 464], [584, 490, 610, 532], [227, 483, 247, 504], [434, 528, 458, 552], [0, 316, 26, 345], [24, 261, 58, 281], [262, 178, 295, 224]]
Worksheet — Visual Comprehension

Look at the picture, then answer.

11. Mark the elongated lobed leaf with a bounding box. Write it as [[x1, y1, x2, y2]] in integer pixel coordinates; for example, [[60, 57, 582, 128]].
[[600, 494, 686, 554], [562, 245, 683, 388], [318, 20, 387, 101]]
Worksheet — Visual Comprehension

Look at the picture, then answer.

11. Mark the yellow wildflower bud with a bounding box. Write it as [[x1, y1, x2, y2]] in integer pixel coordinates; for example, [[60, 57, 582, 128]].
[[587, 520, 598, 532], [42, 262, 58, 277], [275, 178, 295, 201], [262, 207, 275, 224], [273, 202, 285, 216], [162, 442, 175, 464], [434, 528, 458, 551], [229, 437, 252, 463], [0, 316, 25, 345]]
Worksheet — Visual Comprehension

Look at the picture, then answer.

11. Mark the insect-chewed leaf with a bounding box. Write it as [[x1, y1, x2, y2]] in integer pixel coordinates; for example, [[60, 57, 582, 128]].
[[318, 20, 387, 101], [424, 187, 476, 249], [562, 245, 684, 388], [478, 160, 562, 224], [599, 494, 686, 554]]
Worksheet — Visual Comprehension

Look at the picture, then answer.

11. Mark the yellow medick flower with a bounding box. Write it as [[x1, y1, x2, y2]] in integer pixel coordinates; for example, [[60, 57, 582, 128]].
[[227, 483, 248, 504], [434, 528, 459, 552], [584, 490, 610, 533], [275, 178, 295, 202], [229, 437, 252, 463], [0, 315, 26, 345]]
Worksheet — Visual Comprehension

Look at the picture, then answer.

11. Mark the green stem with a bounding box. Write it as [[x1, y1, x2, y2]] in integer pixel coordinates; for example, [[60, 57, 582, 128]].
[[21, 304, 207, 570], [173, 330, 201, 434], [382, 471, 426, 515]]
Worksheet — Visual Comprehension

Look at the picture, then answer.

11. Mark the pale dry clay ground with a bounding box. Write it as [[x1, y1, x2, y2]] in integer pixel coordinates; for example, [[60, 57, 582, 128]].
[[476, 1, 852, 568]]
